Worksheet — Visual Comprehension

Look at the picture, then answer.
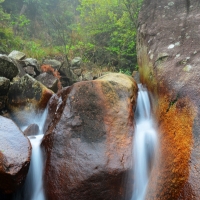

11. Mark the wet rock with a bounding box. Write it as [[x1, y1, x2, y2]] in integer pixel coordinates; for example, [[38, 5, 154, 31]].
[[0, 77, 10, 95], [137, 0, 200, 199], [7, 74, 53, 127], [42, 73, 138, 200], [8, 50, 26, 60], [0, 54, 19, 80], [24, 124, 39, 136], [0, 116, 31, 194], [36, 72, 58, 93], [43, 59, 61, 71], [71, 57, 81, 68]]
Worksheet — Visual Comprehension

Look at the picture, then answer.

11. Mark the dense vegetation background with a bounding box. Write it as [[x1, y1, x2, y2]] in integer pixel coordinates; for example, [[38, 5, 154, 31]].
[[0, 0, 142, 72]]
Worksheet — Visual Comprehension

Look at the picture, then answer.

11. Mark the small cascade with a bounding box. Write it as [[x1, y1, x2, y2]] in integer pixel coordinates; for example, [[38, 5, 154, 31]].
[[132, 84, 158, 200], [22, 135, 45, 200], [13, 109, 47, 200]]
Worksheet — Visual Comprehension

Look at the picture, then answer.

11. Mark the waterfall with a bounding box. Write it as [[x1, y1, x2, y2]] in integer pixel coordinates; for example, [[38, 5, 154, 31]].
[[13, 109, 47, 200], [132, 84, 158, 200]]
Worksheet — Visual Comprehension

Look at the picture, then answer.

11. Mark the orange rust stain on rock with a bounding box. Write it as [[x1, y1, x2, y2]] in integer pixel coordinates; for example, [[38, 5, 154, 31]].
[[147, 95, 195, 200], [38, 87, 54, 109]]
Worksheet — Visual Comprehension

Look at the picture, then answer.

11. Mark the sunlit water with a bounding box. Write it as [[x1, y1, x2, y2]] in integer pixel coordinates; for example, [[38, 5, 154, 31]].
[[132, 84, 158, 200], [13, 109, 47, 200]]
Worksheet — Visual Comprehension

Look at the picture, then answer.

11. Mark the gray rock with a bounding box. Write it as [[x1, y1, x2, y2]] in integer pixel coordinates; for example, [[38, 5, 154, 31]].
[[80, 71, 93, 81], [71, 57, 82, 68], [43, 59, 61, 70], [24, 66, 36, 77], [59, 60, 79, 85], [73, 68, 82, 76], [8, 50, 26, 60], [24, 58, 39, 68], [0, 116, 31, 193], [7, 74, 54, 127], [24, 123, 39, 136], [0, 54, 19, 79], [36, 72, 58, 93], [24, 58, 40, 74], [0, 77, 10, 95], [10, 59, 26, 77]]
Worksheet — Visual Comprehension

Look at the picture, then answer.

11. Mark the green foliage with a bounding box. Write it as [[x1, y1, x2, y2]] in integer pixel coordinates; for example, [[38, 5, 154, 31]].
[[0, 27, 23, 53], [0, 0, 144, 70], [119, 68, 132, 76], [23, 41, 45, 58], [22, 41, 60, 60], [78, 0, 143, 71], [0, 0, 10, 25], [11, 15, 30, 27]]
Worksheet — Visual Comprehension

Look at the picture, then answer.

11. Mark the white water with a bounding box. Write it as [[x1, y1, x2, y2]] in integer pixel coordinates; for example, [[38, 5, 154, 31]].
[[13, 109, 47, 200], [132, 84, 158, 200]]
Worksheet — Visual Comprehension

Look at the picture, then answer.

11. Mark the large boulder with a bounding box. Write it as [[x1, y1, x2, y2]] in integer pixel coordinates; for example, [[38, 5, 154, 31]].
[[137, 0, 200, 199], [0, 116, 31, 194], [0, 54, 19, 80], [7, 74, 54, 127], [42, 73, 138, 200]]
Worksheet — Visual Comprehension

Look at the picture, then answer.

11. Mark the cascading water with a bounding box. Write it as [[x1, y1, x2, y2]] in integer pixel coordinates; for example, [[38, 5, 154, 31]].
[[13, 109, 47, 200], [132, 84, 158, 200]]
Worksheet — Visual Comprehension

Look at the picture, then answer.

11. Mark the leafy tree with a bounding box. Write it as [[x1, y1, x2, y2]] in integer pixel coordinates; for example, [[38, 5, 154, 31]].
[[78, 0, 143, 70], [0, 0, 10, 27]]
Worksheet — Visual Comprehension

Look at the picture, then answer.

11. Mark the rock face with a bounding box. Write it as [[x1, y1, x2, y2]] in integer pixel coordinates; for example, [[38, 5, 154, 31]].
[[137, 0, 200, 199], [0, 116, 31, 194], [42, 73, 138, 200], [7, 74, 54, 127], [0, 54, 19, 80]]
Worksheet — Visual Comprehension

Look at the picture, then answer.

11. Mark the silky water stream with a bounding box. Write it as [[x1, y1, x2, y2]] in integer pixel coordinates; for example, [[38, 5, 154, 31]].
[[13, 109, 47, 200], [132, 84, 158, 200], [12, 84, 157, 200]]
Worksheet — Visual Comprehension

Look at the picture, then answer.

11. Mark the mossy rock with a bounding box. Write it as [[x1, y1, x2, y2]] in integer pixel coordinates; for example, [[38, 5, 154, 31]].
[[0, 54, 19, 80]]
